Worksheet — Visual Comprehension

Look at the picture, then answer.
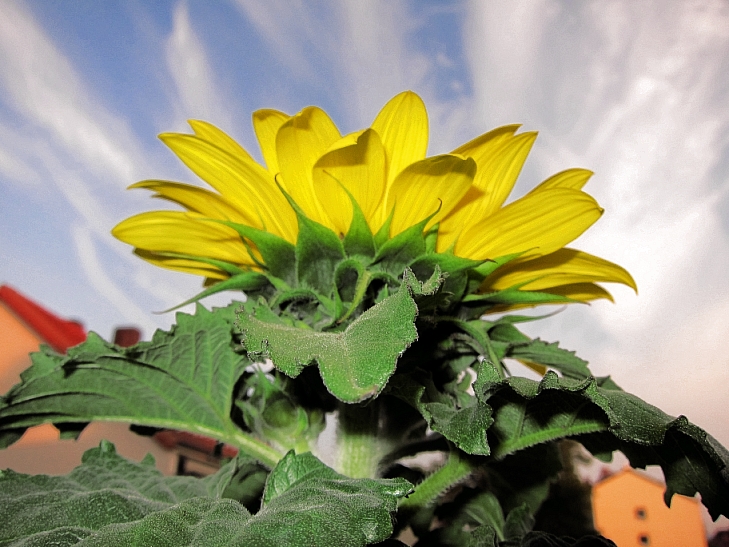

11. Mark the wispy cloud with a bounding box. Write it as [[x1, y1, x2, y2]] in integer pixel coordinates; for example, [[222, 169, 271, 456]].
[[0, 2, 142, 187], [464, 0, 729, 444], [71, 224, 160, 337], [232, 0, 443, 130], [0, 1, 189, 335], [164, 1, 231, 129]]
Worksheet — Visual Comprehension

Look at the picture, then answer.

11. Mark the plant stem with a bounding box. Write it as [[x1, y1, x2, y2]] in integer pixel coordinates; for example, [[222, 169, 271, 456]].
[[398, 449, 476, 513], [338, 270, 373, 323], [335, 401, 380, 478], [225, 428, 285, 469]]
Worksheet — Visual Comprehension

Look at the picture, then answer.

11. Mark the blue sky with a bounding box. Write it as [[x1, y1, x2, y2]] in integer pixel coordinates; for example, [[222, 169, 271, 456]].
[[1, 0, 729, 449]]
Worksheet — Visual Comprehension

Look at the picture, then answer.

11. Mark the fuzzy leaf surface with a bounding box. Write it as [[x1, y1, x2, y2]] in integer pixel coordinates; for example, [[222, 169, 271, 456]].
[[477, 364, 729, 520], [0, 304, 282, 466], [0, 443, 411, 547], [239, 271, 439, 402]]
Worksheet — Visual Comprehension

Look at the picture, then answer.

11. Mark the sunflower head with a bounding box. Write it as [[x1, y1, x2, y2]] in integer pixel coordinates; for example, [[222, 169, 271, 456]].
[[113, 91, 635, 328]]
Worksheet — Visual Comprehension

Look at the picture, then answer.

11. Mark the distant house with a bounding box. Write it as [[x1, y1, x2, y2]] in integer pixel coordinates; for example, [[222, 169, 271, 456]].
[[0, 284, 177, 475], [592, 467, 707, 547]]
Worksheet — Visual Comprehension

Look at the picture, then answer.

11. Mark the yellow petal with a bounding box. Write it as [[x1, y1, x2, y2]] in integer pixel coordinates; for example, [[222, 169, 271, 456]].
[[482, 248, 638, 292], [252, 109, 290, 174], [371, 91, 428, 190], [385, 154, 476, 237], [129, 180, 249, 222], [188, 120, 256, 165], [159, 133, 297, 242], [543, 282, 615, 303], [453, 126, 534, 214], [438, 130, 537, 251], [275, 106, 341, 227], [134, 250, 230, 280], [456, 188, 602, 260], [112, 211, 255, 267], [529, 168, 593, 193], [312, 129, 386, 236]]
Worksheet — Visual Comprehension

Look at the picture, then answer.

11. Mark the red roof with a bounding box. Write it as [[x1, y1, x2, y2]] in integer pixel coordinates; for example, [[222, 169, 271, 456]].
[[0, 285, 86, 353]]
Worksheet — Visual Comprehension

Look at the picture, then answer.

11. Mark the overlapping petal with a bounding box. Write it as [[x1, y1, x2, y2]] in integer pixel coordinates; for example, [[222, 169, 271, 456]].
[[128, 180, 247, 221], [275, 106, 341, 227], [438, 129, 536, 251], [312, 129, 386, 236], [112, 211, 256, 271], [159, 132, 297, 242], [482, 249, 637, 294], [385, 154, 476, 236], [114, 90, 635, 309], [252, 109, 290, 174], [455, 188, 603, 261], [371, 91, 428, 190]]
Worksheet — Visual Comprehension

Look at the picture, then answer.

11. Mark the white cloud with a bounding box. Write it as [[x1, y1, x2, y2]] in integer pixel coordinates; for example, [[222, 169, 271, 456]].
[[164, 1, 231, 128], [71, 224, 160, 337], [464, 0, 729, 446], [232, 0, 438, 130], [0, 1, 142, 187]]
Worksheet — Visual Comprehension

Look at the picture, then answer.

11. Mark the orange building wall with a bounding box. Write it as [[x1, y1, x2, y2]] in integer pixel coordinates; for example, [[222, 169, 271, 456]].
[[0, 303, 177, 475], [0, 302, 44, 394], [593, 468, 707, 547]]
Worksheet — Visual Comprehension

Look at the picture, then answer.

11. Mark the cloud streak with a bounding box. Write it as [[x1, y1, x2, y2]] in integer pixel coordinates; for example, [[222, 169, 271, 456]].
[[164, 1, 232, 129], [464, 0, 729, 445]]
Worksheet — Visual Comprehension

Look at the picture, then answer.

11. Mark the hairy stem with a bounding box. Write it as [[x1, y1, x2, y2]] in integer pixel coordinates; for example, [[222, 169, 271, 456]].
[[335, 401, 381, 478], [398, 449, 476, 514], [338, 270, 373, 323]]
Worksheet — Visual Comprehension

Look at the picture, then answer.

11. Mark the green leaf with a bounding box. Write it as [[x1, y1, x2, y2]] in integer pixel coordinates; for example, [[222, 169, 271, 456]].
[[0, 443, 412, 547], [0, 303, 283, 468], [238, 270, 440, 403], [0, 440, 244, 544], [385, 371, 492, 456], [507, 339, 590, 380], [476, 363, 729, 520], [455, 319, 591, 380], [276, 187, 346, 294]]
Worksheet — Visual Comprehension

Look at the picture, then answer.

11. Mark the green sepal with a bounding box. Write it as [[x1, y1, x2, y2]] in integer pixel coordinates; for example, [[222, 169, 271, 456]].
[[463, 287, 577, 307], [275, 189, 346, 295], [270, 287, 336, 321], [460, 319, 592, 379], [372, 207, 439, 277], [214, 220, 296, 286], [373, 207, 395, 249], [161, 271, 270, 313], [471, 253, 523, 278], [507, 338, 591, 379], [410, 252, 485, 312], [342, 189, 376, 259], [238, 269, 441, 403], [424, 223, 439, 253]]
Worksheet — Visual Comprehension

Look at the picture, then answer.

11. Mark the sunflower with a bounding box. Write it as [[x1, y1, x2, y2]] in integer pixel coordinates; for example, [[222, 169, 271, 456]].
[[113, 91, 635, 307]]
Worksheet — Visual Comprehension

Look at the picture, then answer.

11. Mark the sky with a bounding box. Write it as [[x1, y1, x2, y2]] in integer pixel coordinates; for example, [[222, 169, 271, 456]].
[[1, 0, 728, 454]]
